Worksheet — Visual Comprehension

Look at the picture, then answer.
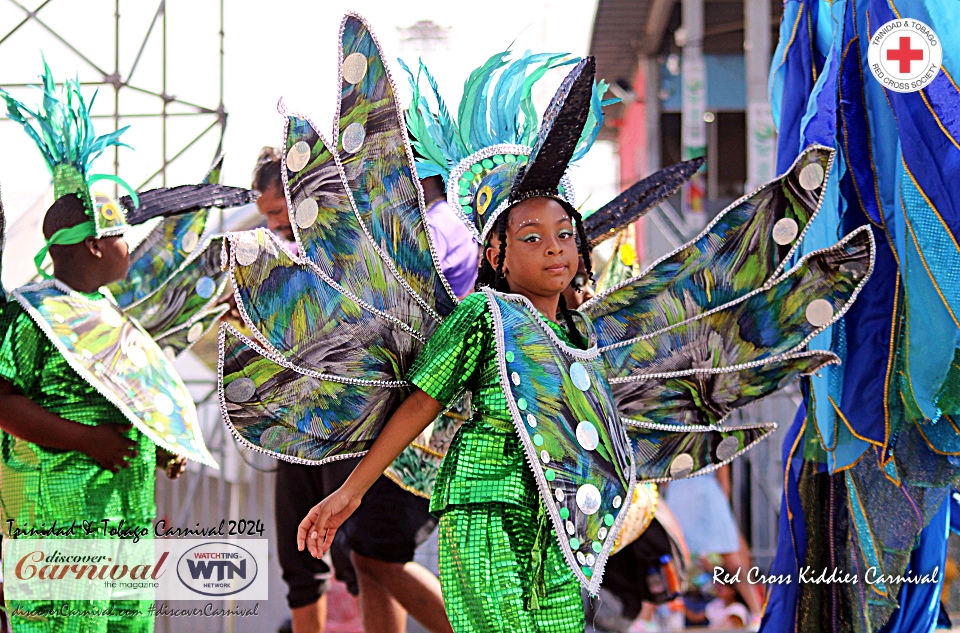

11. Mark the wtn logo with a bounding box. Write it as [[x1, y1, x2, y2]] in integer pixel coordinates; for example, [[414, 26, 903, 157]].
[[185, 558, 246, 581], [176, 542, 257, 597]]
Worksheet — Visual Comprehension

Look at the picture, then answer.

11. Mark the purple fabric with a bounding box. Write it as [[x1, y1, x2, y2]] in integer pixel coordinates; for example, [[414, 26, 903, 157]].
[[423, 200, 479, 298]]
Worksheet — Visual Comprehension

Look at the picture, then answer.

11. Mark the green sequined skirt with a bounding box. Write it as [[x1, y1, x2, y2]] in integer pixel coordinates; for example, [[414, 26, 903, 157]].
[[437, 502, 583, 633]]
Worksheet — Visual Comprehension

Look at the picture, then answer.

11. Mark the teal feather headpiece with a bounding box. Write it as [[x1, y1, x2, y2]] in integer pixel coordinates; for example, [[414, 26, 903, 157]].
[[401, 51, 616, 241], [1, 58, 136, 240]]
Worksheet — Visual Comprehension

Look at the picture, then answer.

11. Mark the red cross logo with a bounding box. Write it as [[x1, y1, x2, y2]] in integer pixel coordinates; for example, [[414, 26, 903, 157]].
[[886, 36, 924, 74]]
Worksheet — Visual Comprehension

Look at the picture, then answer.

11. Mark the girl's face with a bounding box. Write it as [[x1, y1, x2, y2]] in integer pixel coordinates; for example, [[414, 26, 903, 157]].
[[485, 197, 580, 300]]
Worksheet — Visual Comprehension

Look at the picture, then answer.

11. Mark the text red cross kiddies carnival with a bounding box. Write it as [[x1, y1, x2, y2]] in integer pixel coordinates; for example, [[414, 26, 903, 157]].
[[887, 36, 924, 74]]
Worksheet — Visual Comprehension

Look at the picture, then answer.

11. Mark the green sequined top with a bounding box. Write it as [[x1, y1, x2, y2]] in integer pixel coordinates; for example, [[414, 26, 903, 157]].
[[0, 298, 156, 535], [409, 293, 580, 516]]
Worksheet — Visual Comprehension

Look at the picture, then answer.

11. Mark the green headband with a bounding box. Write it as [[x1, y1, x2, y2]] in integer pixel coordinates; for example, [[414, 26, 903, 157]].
[[33, 220, 97, 278]]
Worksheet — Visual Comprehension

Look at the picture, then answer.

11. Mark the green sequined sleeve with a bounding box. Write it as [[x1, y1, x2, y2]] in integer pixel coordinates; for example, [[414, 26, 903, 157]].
[[0, 305, 41, 395], [408, 292, 489, 407]]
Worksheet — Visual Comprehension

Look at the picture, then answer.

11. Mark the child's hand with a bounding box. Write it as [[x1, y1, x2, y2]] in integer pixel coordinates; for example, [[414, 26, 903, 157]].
[[296, 486, 361, 558], [81, 423, 138, 473]]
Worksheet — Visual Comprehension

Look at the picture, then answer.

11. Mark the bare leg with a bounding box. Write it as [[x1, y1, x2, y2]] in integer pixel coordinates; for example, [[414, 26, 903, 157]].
[[352, 551, 454, 633], [721, 550, 763, 615], [291, 595, 326, 633]]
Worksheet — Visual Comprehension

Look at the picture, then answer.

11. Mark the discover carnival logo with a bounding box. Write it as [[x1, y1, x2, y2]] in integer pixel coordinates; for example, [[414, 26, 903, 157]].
[[176, 542, 258, 597], [3, 539, 268, 601], [868, 18, 942, 93]]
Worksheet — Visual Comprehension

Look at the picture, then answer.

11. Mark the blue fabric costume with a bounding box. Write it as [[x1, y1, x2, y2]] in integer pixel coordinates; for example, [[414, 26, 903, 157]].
[[762, 1, 960, 631]]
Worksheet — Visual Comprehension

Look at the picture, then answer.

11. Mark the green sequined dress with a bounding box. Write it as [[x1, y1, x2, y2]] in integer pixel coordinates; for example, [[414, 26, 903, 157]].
[[408, 293, 584, 633], [0, 297, 155, 633]]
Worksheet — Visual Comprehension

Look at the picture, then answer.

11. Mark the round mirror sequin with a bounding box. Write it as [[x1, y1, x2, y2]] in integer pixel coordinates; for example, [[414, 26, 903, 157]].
[[101, 308, 123, 328], [798, 162, 825, 190], [234, 236, 261, 266], [567, 521, 576, 536], [342, 123, 366, 154], [187, 322, 205, 344], [511, 371, 520, 386], [716, 436, 740, 462], [126, 345, 149, 368], [342, 52, 368, 84], [163, 346, 177, 362], [772, 217, 799, 245], [570, 362, 591, 391], [576, 484, 602, 515], [669, 453, 694, 478], [576, 421, 600, 451], [526, 414, 537, 428], [225, 377, 257, 403], [195, 276, 216, 299], [555, 488, 564, 501], [181, 230, 200, 253], [286, 141, 311, 172], [540, 450, 550, 464], [153, 393, 175, 416], [296, 198, 319, 229], [576, 552, 586, 565], [612, 495, 622, 509], [805, 299, 834, 327], [598, 527, 608, 540]]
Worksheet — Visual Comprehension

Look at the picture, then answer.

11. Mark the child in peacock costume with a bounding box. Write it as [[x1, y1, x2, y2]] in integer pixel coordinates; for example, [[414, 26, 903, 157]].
[[761, 1, 960, 632], [217, 14, 874, 632], [0, 62, 252, 633]]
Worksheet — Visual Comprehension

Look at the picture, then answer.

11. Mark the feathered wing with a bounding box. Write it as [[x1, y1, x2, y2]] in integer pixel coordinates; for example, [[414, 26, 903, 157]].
[[107, 155, 242, 356], [219, 13, 456, 465], [583, 145, 875, 479]]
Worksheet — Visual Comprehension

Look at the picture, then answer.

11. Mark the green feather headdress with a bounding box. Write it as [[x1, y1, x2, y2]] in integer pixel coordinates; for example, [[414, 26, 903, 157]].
[[1, 58, 136, 240], [401, 51, 616, 241]]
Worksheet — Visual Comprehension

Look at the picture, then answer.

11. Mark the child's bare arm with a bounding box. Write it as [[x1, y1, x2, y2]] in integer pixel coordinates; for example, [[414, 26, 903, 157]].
[[297, 388, 443, 556], [0, 378, 138, 473]]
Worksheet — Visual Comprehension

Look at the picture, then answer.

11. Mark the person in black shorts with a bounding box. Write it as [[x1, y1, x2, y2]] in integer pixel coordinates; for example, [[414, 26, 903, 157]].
[[257, 146, 469, 632], [333, 174, 475, 633], [252, 149, 358, 633]]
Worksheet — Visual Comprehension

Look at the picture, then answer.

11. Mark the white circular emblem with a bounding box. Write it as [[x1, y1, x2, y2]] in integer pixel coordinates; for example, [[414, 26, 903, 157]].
[[805, 299, 835, 327], [181, 230, 199, 253], [234, 234, 261, 266], [296, 198, 319, 229], [153, 393, 175, 416], [286, 141, 311, 172], [101, 308, 123, 328], [342, 53, 369, 85], [576, 484, 602, 515], [772, 217, 800, 246], [669, 453, 695, 478], [126, 345, 149, 368], [868, 19, 942, 93], [576, 421, 600, 451], [186, 322, 205, 344]]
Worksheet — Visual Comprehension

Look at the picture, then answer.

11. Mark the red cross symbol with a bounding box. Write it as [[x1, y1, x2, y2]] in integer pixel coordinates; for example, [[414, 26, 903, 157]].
[[887, 36, 924, 74]]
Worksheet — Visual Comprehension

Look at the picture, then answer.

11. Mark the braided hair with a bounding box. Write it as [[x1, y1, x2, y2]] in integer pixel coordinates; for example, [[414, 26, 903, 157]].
[[475, 199, 593, 347]]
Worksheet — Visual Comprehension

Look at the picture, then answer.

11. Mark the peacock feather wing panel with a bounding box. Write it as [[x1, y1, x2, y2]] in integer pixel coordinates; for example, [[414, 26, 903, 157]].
[[602, 226, 874, 384], [627, 420, 776, 482], [487, 290, 634, 594], [614, 350, 838, 428], [109, 208, 212, 309], [153, 303, 229, 359], [282, 115, 432, 336], [332, 14, 457, 321], [14, 282, 217, 467], [219, 324, 409, 462], [118, 235, 226, 339], [225, 229, 421, 380], [584, 145, 834, 347]]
